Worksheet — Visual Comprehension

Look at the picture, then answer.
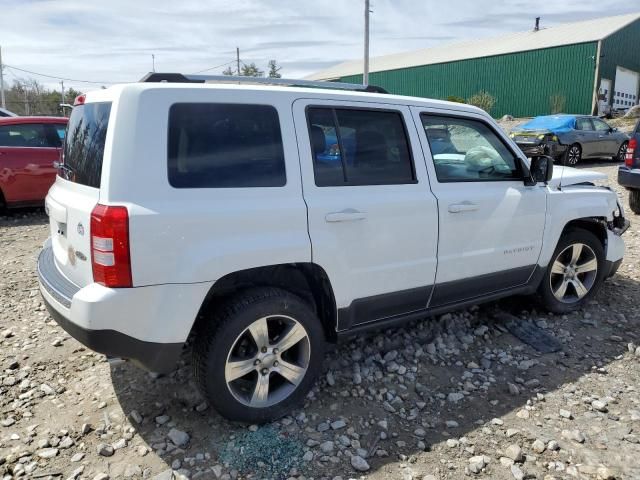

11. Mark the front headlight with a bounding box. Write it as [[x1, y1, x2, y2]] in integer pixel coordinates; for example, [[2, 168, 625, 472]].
[[509, 133, 515, 138], [537, 134, 545, 140]]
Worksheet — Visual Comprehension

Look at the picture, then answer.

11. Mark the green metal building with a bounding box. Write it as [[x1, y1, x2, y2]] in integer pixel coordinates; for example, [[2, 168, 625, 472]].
[[307, 13, 640, 118]]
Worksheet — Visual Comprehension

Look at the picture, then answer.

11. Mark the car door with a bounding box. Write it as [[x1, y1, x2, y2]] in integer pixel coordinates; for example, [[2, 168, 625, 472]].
[[591, 118, 618, 156], [574, 117, 597, 158], [293, 99, 439, 331], [411, 108, 547, 307], [0, 122, 59, 205]]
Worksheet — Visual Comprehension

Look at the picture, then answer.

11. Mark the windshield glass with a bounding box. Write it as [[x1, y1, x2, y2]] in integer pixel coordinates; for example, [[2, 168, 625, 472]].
[[61, 102, 111, 188]]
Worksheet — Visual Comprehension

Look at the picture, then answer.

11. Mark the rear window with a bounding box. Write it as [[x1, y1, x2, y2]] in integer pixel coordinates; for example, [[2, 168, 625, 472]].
[[62, 102, 111, 188], [167, 103, 286, 188]]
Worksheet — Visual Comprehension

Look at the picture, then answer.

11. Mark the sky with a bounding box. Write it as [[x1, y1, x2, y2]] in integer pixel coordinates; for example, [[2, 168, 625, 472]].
[[0, 0, 638, 92]]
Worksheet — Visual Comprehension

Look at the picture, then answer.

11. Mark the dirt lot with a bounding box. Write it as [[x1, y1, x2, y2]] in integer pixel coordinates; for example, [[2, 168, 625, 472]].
[[1, 162, 639, 480]]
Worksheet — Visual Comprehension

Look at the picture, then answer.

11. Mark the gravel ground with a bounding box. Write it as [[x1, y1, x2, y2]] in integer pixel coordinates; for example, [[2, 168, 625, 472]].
[[1, 161, 639, 480]]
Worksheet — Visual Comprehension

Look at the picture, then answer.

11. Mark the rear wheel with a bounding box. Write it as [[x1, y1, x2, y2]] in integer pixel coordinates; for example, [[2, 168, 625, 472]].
[[538, 229, 605, 313], [630, 189, 640, 214], [614, 141, 628, 162], [192, 287, 325, 423], [562, 144, 582, 166]]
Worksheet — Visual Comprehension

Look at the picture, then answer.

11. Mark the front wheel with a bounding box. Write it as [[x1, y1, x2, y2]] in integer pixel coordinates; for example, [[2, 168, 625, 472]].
[[538, 228, 605, 313], [562, 143, 582, 166], [630, 189, 640, 214], [614, 141, 628, 162], [192, 287, 325, 423]]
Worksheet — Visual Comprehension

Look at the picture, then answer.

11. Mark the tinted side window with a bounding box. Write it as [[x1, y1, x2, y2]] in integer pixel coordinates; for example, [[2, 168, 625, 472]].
[[0, 123, 49, 147], [576, 118, 593, 130], [592, 119, 611, 132], [44, 124, 64, 148], [306, 107, 415, 186], [421, 114, 521, 182], [168, 103, 286, 188]]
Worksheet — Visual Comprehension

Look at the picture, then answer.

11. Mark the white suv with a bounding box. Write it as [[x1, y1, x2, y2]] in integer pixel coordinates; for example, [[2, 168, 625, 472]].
[[38, 74, 629, 422]]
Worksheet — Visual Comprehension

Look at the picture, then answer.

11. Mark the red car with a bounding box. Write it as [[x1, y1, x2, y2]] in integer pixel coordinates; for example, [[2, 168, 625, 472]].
[[0, 116, 67, 208]]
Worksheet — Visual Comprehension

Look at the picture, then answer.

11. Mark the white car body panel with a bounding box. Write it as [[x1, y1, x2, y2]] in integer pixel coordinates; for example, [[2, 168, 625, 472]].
[[548, 165, 607, 189], [292, 99, 439, 312], [409, 107, 547, 287]]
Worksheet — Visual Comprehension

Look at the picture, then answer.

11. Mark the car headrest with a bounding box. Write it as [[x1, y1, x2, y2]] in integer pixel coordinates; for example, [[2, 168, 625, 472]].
[[310, 125, 326, 156]]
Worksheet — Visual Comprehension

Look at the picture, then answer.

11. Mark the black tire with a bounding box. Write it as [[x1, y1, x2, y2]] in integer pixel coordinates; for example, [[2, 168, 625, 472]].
[[630, 189, 640, 215], [614, 141, 628, 162], [562, 143, 582, 166], [192, 287, 325, 423], [538, 228, 606, 314]]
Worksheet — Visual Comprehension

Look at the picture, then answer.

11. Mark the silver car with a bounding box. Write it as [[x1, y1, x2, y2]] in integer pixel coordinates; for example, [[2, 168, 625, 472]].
[[510, 114, 629, 166]]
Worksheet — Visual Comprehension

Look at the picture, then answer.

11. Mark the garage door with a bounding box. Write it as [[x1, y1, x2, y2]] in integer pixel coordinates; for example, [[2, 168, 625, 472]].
[[613, 66, 639, 110]]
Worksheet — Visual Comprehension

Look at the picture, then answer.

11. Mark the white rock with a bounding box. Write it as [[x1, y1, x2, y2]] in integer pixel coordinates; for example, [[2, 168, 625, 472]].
[[448, 392, 464, 403], [350, 455, 370, 472], [331, 419, 346, 430], [531, 439, 546, 453], [504, 444, 524, 463], [70, 452, 85, 462], [40, 384, 55, 395], [168, 428, 190, 447], [37, 448, 59, 459], [511, 464, 525, 480]]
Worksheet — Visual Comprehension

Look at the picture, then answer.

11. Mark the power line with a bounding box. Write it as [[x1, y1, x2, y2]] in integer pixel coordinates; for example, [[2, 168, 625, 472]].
[[3, 64, 114, 85], [191, 60, 236, 74]]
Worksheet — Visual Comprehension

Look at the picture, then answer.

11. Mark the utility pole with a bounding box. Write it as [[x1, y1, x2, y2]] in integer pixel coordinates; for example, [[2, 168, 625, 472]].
[[60, 80, 65, 105], [0, 45, 6, 109], [363, 0, 370, 86], [236, 47, 241, 76], [152, 54, 156, 72], [23, 86, 29, 115]]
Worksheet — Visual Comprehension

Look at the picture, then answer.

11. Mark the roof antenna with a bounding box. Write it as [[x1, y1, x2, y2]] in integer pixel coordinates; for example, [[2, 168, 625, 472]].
[[534, 17, 540, 31]]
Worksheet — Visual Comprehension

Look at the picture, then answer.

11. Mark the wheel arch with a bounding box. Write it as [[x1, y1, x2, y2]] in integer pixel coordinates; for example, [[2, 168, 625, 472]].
[[561, 217, 608, 247], [189, 263, 338, 345]]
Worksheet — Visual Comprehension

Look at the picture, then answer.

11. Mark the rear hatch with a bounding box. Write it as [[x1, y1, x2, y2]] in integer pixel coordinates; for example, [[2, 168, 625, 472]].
[[46, 101, 111, 287]]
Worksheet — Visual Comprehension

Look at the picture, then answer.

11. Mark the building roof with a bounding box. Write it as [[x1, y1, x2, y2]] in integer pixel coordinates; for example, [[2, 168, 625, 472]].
[[306, 12, 640, 80]]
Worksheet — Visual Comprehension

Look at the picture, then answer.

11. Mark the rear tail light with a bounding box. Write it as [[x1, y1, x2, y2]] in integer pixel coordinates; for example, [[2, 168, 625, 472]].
[[626, 138, 637, 168], [90, 204, 132, 288]]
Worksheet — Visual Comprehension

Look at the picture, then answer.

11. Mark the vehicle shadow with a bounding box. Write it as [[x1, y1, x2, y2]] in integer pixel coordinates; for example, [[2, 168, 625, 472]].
[[0, 206, 47, 228], [572, 157, 621, 169], [110, 272, 640, 479]]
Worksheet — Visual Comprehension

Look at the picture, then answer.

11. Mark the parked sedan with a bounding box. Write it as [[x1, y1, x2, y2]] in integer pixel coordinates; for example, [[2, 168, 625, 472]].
[[618, 118, 640, 214], [0, 107, 17, 117], [0, 116, 67, 209], [510, 114, 629, 166]]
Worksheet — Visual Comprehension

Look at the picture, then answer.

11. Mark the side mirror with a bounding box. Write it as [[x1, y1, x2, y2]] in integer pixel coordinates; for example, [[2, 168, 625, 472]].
[[524, 155, 554, 186]]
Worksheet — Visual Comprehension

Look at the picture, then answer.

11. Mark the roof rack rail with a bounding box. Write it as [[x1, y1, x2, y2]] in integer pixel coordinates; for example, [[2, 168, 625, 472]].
[[138, 72, 388, 94]]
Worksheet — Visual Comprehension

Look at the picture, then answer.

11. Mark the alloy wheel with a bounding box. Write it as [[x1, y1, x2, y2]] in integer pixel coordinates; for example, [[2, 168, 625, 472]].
[[549, 242, 598, 303], [567, 146, 581, 166], [224, 315, 310, 408], [617, 142, 628, 162]]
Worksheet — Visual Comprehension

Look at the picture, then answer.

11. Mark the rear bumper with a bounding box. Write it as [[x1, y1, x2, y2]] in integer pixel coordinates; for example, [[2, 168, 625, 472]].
[[516, 141, 567, 159], [37, 242, 211, 373], [618, 166, 640, 190]]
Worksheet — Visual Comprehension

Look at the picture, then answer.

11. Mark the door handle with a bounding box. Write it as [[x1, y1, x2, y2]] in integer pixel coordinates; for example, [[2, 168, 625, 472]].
[[448, 202, 479, 213], [325, 209, 367, 223]]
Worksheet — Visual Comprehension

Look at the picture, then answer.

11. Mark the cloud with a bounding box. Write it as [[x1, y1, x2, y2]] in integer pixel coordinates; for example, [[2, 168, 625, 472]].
[[0, 0, 636, 91]]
